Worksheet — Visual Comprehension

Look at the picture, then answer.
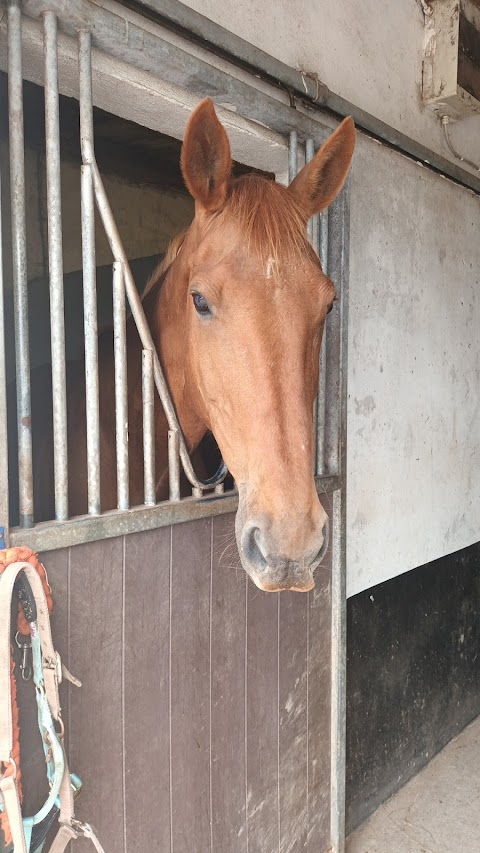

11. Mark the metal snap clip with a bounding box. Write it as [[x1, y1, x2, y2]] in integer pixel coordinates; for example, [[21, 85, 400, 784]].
[[15, 631, 32, 681]]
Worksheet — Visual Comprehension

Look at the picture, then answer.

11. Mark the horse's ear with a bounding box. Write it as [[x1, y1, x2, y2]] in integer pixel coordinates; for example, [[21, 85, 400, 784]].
[[288, 117, 356, 218], [181, 98, 232, 213]]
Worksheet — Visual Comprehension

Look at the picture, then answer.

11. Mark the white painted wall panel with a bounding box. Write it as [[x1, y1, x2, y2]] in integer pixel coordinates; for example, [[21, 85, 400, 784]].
[[347, 135, 480, 595]]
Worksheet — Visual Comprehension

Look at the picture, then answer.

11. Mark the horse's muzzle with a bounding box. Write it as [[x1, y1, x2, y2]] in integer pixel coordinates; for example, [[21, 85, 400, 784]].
[[238, 515, 329, 593]]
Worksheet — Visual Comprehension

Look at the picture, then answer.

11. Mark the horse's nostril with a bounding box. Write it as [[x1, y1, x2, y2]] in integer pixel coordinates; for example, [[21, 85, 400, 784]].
[[241, 524, 268, 572]]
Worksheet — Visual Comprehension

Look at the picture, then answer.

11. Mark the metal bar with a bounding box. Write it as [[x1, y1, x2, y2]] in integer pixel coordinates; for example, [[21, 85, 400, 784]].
[[79, 31, 101, 514], [80, 164, 101, 514], [78, 29, 226, 491], [330, 179, 350, 853], [305, 137, 324, 476], [168, 429, 180, 502], [288, 130, 298, 183], [8, 475, 339, 553], [330, 488, 347, 853], [43, 10, 68, 521], [324, 193, 344, 476], [0, 164, 9, 545], [113, 261, 129, 510], [8, 0, 34, 528], [316, 209, 329, 475], [78, 30, 95, 162], [142, 348, 156, 506], [305, 138, 315, 241]]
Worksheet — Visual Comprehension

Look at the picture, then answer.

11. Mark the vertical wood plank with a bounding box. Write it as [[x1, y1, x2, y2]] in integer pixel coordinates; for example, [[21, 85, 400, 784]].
[[246, 579, 279, 853], [170, 518, 212, 853], [307, 495, 333, 852], [124, 527, 171, 852], [278, 591, 308, 852], [210, 513, 247, 852], [68, 536, 124, 851]]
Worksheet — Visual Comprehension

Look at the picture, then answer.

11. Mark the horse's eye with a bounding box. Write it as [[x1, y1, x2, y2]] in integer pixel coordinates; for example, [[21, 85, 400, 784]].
[[326, 302, 335, 315], [192, 291, 212, 317]]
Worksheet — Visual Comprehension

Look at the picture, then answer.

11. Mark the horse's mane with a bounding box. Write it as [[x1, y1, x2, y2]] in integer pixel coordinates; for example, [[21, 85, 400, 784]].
[[142, 175, 309, 301]]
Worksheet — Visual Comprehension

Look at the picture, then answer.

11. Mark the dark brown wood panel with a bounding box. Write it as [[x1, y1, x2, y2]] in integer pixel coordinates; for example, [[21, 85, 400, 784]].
[[246, 579, 280, 852], [210, 513, 247, 852], [28, 504, 335, 852], [68, 536, 125, 851], [170, 518, 212, 853], [279, 590, 309, 852], [123, 527, 171, 852]]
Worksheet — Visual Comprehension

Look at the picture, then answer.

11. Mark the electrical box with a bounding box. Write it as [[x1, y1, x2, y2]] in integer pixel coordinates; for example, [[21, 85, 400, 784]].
[[423, 0, 480, 119]]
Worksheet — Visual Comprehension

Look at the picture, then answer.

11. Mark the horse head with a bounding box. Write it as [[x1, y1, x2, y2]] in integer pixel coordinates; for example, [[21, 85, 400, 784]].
[[158, 99, 355, 592]]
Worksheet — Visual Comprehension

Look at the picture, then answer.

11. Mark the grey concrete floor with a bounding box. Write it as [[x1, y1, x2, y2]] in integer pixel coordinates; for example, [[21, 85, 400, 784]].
[[346, 714, 480, 853]]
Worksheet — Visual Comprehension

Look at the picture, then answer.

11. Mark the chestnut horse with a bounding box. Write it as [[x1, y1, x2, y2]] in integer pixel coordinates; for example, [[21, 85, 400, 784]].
[[31, 99, 355, 592]]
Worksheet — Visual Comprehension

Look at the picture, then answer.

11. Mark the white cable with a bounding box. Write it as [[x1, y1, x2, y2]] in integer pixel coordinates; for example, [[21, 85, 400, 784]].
[[419, 0, 433, 16], [441, 115, 480, 173]]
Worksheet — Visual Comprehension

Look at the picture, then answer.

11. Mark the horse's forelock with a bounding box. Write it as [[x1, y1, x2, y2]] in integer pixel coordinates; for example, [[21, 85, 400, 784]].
[[143, 175, 309, 300], [224, 175, 308, 267]]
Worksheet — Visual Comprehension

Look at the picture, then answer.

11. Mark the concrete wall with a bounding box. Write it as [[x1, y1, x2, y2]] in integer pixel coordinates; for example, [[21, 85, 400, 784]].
[[183, 0, 480, 176], [348, 136, 480, 596]]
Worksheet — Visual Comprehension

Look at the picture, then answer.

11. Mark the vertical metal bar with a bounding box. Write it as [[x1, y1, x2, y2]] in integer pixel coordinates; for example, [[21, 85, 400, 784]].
[[288, 130, 298, 184], [79, 30, 101, 514], [330, 488, 346, 853], [324, 189, 347, 477], [81, 164, 100, 514], [168, 429, 180, 502], [43, 10, 68, 521], [78, 31, 94, 164], [316, 208, 329, 475], [113, 261, 129, 510], [8, 0, 34, 527], [306, 137, 324, 476], [0, 164, 10, 543], [142, 348, 156, 506], [305, 138, 315, 241], [330, 176, 350, 853]]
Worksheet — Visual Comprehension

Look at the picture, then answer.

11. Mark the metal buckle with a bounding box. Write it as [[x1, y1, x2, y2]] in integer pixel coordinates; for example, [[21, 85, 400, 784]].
[[43, 651, 63, 684], [70, 819, 94, 838]]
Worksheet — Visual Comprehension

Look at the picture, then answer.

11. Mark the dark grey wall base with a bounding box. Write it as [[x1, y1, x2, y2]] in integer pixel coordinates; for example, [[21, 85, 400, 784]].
[[346, 541, 480, 833]]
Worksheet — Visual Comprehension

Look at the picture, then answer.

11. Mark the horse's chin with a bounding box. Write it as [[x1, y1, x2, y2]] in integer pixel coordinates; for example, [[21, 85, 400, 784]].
[[246, 570, 315, 594]]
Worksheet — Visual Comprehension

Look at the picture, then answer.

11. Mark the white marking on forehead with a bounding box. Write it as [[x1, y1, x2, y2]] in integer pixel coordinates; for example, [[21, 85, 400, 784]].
[[266, 256, 275, 279]]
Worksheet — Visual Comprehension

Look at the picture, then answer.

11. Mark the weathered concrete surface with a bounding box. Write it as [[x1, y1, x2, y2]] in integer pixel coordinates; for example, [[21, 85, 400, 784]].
[[182, 0, 480, 173], [347, 135, 480, 595], [347, 714, 480, 852]]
